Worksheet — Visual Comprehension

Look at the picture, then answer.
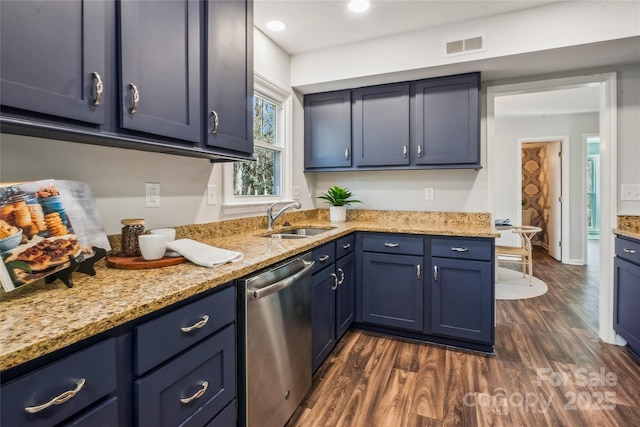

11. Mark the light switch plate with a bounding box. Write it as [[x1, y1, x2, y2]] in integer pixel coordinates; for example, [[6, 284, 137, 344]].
[[207, 185, 217, 205], [145, 182, 160, 208]]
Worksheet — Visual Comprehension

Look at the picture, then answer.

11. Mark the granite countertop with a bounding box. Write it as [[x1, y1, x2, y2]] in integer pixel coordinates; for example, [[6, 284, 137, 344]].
[[614, 215, 640, 241], [0, 209, 498, 371]]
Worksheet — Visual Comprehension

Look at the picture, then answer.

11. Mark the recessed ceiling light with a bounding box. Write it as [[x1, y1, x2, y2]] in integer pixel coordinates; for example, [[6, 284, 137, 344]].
[[348, 0, 370, 13], [266, 20, 287, 32]]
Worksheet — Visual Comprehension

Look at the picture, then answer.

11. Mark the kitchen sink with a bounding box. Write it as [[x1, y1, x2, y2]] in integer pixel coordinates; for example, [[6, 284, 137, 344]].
[[266, 227, 334, 239]]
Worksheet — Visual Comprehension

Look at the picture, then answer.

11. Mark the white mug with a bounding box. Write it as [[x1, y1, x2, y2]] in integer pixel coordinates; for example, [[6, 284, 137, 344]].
[[149, 228, 176, 242], [138, 234, 167, 260]]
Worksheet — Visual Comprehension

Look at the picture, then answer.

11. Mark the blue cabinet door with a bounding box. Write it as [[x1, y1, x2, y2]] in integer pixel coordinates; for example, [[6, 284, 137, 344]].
[[430, 257, 493, 344], [614, 257, 640, 354], [312, 266, 337, 373], [361, 252, 423, 331], [0, 0, 106, 124], [119, 0, 201, 142], [205, 0, 253, 154], [304, 90, 352, 168], [336, 252, 355, 340], [353, 83, 410, 167], [413, 73, 480, 167]]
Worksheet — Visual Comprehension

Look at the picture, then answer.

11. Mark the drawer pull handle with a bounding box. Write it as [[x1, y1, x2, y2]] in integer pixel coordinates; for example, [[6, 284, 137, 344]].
[[416, 264, 421, 279], [210, 110, 219, 134], [451, 247, 469, 252], [433, 265, 438, 281], [24, 378, 86, 414], [92, 72, 103, 106], [337, 268, 345, 285], [330, 273, 339, 291], [180, 381, 209, 404], [342, 243, 351, 249], [128, 83, 140, 114], [402, 145, 408, 158], [181, 315, 209, 333], [319, 255, 330, 262], [417, 145, 422, 158], [623, 248, 637, 254], [344, 148, 350, 160], [384, 243, 399, 248]]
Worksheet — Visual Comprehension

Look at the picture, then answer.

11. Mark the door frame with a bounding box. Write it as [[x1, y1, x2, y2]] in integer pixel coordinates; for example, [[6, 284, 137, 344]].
[[487, 72, 618, 344], [518, 137, 568, 262]]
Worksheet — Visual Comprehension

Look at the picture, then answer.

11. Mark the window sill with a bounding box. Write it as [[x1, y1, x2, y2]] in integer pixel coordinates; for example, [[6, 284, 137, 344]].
[[222, 200, 296, 216]]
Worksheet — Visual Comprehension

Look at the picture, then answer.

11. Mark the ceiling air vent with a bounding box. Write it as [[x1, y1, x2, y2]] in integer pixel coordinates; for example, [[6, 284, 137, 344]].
[[444, 35, 485, 57]]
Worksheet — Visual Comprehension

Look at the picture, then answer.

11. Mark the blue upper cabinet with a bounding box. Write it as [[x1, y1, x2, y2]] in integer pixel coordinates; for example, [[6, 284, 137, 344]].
[[413, 73, 480, 168], [304, 90, 352, 169], [119, 0, 202, 143], [353, 83, 410, 167], [205, 0, 253, 154], [0, 0, 106, 125]]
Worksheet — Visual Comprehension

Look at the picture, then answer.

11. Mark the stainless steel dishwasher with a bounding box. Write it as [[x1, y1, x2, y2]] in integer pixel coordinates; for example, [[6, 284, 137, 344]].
[[238, 253, 314, 427]]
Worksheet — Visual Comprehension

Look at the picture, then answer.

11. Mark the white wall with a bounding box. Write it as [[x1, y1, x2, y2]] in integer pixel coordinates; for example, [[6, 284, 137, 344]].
[[616, 66, 640, 216], [0, 29, 297, 235]]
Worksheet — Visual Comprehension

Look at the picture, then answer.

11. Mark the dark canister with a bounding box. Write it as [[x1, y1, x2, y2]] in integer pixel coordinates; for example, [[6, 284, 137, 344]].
[[121, 218, 145, 257]]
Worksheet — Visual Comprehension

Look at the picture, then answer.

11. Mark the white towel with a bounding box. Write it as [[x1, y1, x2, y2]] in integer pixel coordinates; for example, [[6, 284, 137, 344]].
[[167, 239, 244, 268]]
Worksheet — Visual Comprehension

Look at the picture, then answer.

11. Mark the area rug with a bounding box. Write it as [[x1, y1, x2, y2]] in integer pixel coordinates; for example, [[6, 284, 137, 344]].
[[496, 267, 548, 300]]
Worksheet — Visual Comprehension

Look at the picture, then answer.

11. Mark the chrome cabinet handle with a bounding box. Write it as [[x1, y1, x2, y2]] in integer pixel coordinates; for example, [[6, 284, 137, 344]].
[[181, 315, 209, 333], [92, 72, 103, 106], [337, 268, 345, 285], [402, 145, 408, 158], [433, 265, 438, 281], [24, 378, 86, 414], [210, 110, 219, 134], [330, 273, 339, 290], [451, 247, 469, 252], [623, 248, 637, 254], [417, 145, 422, 158], [342, 243, 351, 249], [344, 148, 350, 160], [180, 381, 208, 404], [129, 83, 140, 113], [319, 255, 330, 262], [416, 265, 421, 279], [384, 243, 399, 248]]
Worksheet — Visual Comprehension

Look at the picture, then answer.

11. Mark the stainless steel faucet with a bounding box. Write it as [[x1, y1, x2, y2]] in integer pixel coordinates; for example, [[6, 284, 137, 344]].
[[267, 201, 301, 231]]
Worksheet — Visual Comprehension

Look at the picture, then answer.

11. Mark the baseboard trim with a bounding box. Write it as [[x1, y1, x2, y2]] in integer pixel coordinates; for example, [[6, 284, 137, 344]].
[[566, 258, 585, 266]]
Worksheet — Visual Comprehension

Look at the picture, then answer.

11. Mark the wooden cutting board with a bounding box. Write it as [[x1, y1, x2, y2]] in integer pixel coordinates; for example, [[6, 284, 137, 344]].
[[106, 255, 186, 270]]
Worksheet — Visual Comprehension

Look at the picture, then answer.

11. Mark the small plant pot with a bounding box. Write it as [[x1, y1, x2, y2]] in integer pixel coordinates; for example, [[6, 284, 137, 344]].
[[329, 206, 347, 222]]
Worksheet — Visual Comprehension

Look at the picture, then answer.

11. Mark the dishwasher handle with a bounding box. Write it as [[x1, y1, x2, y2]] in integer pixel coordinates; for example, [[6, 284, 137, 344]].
[[247, 260, 315, 300]]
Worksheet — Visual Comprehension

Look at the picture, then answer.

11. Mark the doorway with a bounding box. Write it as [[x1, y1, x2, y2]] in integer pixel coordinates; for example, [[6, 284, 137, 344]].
[[487, 72, 618, 344], [520, 139, 563, 261]]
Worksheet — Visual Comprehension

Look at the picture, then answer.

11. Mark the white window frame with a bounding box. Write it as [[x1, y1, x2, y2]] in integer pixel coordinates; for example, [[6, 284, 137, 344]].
[[223, 73, 293, 215]]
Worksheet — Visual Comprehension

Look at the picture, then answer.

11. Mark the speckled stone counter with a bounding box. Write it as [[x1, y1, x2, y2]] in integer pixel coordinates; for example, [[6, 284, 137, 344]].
[[0, 209, 498, 371], [615, 215, 640, 240]]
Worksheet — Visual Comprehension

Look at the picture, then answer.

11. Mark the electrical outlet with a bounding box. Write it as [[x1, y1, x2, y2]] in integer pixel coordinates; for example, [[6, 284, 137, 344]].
[[207, 185, 217, 205], [293, 186, 301, 201], [621, 184, 640, 201], [424, 187, 435, 201], [145, 182, 160, 208]]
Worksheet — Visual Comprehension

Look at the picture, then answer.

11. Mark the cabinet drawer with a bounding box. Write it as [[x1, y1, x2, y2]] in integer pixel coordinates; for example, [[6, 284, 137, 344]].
[[431, 237, 492, 261], [362, 233, 424, 255], [336, 234, 355, 259], [205, 400, 236, 427], [62, 397, 118, 427], [136, 325, 236, 427], [616, 236, 640, 265], [135, 286, 235, 375], [312, 241, 336, 274], [1, 339, 117, 427]]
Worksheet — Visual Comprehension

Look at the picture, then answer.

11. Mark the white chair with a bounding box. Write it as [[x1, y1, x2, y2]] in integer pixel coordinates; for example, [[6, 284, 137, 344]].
[[495, 226, 542, 285]]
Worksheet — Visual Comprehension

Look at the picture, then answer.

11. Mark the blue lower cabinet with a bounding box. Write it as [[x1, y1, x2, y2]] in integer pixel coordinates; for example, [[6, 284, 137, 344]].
[[430, 257, 493, 344], [205, 400, 237, 427], [135, 325, 236, 427], [614, 257, 640, 354], [312, 266, 337, 373], [62, 397, 118, 427], [361, 252, 424, 332], [336, 253, 356, 341]]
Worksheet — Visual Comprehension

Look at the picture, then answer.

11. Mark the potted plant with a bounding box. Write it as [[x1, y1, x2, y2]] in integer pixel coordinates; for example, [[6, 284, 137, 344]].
[[318, 186, 361, 222]]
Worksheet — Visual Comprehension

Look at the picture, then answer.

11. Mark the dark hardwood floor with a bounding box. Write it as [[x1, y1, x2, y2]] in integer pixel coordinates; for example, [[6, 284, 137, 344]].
[[286, 245, 640, 426]]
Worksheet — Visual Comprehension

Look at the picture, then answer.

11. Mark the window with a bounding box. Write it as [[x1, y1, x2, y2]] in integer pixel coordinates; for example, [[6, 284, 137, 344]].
[[224, 74, 291, 210]]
